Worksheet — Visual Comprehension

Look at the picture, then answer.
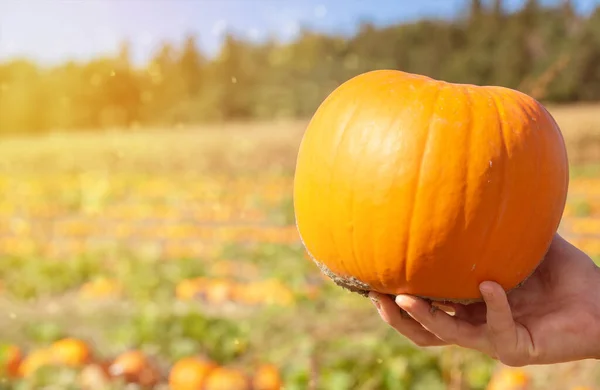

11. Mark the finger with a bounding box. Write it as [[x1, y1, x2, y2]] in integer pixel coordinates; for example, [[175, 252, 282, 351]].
[[431, 301, 457, 315], [479, 281, 529, 365], [369, 292, 446, 347], [395, 294, 488, 351], [453, 302, 488, 325]]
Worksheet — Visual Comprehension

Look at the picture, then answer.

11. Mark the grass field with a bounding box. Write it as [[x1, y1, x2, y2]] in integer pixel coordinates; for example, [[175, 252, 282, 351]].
[[1, 104, 600, 389]]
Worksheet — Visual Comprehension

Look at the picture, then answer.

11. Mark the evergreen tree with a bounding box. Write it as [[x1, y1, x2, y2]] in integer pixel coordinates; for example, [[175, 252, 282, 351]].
[[178, 34, 204, 98], [0, 1, 599, 134]]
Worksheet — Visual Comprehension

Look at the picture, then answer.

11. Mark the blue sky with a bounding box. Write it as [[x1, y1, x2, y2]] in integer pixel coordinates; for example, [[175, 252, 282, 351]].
[[1, 0, 599, 65]]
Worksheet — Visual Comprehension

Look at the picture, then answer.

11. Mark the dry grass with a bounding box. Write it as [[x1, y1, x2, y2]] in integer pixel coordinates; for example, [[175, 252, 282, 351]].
[[542, 103, 600, 165], [546, 103, 600, 136], [0, 120, 306, 176], [2, 103, 598, 173]]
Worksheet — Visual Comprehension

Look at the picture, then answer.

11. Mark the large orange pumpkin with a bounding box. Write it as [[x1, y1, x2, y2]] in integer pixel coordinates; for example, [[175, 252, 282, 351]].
[[293, 69, 569, 302]]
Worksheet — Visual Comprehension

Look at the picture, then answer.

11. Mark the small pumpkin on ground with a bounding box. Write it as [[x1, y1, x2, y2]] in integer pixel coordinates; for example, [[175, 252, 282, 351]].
[[235, 280, 294, 307], [79, 361, 112, 390], [79, 277, 121, 299], [252, 363, 283, 390], [294, 69, 569, 302], [175, 277, 209, 301], [168, 356, 218, 390], [486, 367, 531, 390], [204, 366, 250, 390], [0, 345, 22, 378], [50, 337, 93, 367], [109, 350, 161, 387], [203, 278, 236, 305], [19, 348, 53, 378]]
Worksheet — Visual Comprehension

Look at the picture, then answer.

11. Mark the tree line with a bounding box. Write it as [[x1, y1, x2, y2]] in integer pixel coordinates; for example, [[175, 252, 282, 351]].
[[1, 0, 599, 134]]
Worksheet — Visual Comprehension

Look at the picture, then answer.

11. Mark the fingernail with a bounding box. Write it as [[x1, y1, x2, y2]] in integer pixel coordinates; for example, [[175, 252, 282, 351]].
[[479, 282, 494, 296], [392, 296, 412, 318], [395, 295, 409, 306]]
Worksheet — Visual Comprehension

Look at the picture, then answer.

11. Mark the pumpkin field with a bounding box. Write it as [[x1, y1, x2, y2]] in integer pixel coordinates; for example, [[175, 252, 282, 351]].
[[0, 102, 598, 389]]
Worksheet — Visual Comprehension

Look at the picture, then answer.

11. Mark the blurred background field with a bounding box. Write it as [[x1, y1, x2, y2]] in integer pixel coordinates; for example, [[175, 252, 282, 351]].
[[1, 0, 600, 389]]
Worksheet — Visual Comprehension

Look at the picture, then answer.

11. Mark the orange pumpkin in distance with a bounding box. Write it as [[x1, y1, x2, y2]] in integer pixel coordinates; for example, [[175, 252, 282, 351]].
[[204, 366, 250, 390], [168, 356, 217, 390], [79, 361, 112, 390], [252, 363, 283, 390], [293, 69, 569, 302], [50, 337, 93, 367], [0, 345, 22, 378], [19, 348, 53, 378], [486, 367, 531, 390], [109, 350, 160, 387]]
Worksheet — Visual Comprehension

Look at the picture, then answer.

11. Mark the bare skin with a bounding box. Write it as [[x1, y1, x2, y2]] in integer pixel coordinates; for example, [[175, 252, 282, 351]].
[[369, 234, 600, 366]]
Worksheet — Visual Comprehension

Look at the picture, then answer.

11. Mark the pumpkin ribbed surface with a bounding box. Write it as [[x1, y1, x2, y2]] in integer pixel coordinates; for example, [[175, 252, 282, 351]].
[[293, 69, 569, 301]]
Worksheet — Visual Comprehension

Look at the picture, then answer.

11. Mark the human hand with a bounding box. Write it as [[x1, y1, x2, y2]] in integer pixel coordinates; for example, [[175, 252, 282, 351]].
[[369, 234, 600, 366]]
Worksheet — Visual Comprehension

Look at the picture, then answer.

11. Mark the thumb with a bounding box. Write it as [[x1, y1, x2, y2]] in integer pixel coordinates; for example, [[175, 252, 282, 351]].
[[479, 281, 521, 363]]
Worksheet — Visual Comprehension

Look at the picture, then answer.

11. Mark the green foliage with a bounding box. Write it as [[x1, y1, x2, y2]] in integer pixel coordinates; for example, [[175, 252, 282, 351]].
[[0, 252, 209, 302], [570, 163, 600, 178], [0, 241, 518, 389], [571, 198, 593, 217], [1, 2, 600, 135], [0, 255, 103, 300], [265, 195, 296, 226], [106, 307, 249, 364]]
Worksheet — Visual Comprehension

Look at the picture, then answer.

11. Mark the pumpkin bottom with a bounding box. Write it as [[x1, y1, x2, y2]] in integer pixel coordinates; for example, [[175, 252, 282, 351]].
[[306, 250, 542, 305]]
